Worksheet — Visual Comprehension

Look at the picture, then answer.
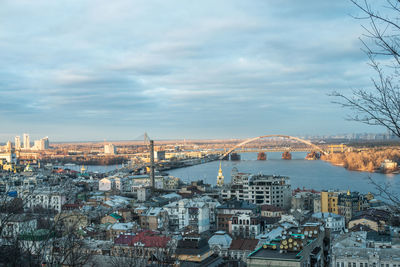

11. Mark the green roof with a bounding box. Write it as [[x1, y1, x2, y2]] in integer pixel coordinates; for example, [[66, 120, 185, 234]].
[[110, 213, 122, 220], [19, 229, 55, 241]]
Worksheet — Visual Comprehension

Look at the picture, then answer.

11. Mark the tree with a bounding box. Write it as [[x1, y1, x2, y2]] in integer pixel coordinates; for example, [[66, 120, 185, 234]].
[[332, 0, 400, 213], [332, 0, 400, 138]]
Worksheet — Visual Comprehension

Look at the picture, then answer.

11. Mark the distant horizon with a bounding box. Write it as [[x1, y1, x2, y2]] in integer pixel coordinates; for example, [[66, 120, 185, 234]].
[[0, 131, 396, 144]]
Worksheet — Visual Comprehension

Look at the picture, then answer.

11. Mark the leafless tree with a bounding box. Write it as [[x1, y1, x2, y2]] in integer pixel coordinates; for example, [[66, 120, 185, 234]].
[[332, 0, 400, 214], [332, 0, 400, 138]]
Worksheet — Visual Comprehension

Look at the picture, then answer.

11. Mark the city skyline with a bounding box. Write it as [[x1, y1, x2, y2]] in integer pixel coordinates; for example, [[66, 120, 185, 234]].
[[0, 0, 386, 141]]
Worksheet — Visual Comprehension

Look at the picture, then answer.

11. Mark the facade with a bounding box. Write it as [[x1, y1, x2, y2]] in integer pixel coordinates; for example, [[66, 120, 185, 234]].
[[331, 231, 400, 267], [348, 209, 390, 232], [312, 212, 345, 232], [98, 177, 121, 192], [222, 172, 291, 208], [25, 190, 67, 212], [228, 239, 258, 262], [321, 191, 339, 213], [1, 214, 37, 238], [320, 190, 365, 223], [380, 159, 398, 171], [23, 133, 30, 149], [208, 231, 232, 256], [139, 207, 168, 231], [15, 136, 21, 150], [261, 204, 284, 218], [104, 143, 117, 155], [292, 191, 319, 211], [163, 197, 212, 233], [229, 213, 260, 238], [55, 211, 88, 232], [175, 236, 222, 266], [216, 199, 258, 233], [112, 231, 173, 262]]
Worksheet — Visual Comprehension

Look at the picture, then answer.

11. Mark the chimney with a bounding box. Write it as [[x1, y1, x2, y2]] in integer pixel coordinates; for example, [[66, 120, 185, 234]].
[[149, 140, 155, 189]]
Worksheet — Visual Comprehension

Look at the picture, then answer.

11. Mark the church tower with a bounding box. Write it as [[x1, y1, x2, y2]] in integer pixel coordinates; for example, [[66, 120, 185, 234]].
[[217, 162, 224, 186]]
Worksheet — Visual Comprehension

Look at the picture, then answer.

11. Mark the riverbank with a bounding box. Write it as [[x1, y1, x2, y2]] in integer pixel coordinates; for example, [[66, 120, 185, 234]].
[[321, 148, 400, 174]]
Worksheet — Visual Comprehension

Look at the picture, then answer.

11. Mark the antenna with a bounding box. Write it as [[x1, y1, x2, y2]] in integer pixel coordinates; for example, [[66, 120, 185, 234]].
[[144, 132, 150, 146]]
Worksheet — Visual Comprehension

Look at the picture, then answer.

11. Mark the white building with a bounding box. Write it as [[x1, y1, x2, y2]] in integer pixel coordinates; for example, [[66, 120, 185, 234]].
[[332, 231, 400, 267], [312, 212, 345, 232], [15, 136, 21, 150], [222, 172, 291, 209], [32, 137, 49, 150], [24, 190, 67, 212], [163, 197, 212, 233], [208, 231, 232, 256], [230, 213, 260, 238], [0, 214, 37, 238], [104, 143, 117, 155], [23, 133, 30, 149], [98, 177, 121, 192]]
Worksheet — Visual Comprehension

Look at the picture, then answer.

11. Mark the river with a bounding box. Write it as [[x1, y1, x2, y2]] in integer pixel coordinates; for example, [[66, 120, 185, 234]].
[[167, 152, 400, 195]]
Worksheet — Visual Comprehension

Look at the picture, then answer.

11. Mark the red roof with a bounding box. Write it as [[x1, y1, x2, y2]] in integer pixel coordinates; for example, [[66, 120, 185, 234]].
[[114, 231, 170, 248], [292, 187, 320, 194], [229, 239, 258, 251], [261, 204, 283, 212]]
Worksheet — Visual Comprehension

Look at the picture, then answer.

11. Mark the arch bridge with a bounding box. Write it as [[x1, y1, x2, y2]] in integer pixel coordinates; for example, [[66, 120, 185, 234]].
[[219, 134, 327, 160]]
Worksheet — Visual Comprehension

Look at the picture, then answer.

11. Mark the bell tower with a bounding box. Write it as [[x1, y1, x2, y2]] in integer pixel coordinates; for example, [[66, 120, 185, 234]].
[[216, 162, 224, 186]]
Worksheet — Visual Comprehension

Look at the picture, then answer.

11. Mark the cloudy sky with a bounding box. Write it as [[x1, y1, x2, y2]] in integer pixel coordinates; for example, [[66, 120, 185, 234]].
[[0, 0, 385, 141]]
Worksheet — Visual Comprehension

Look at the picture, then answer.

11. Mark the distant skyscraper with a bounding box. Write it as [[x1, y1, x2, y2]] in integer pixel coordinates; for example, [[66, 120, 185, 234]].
[[23, 133, 30, 149], [104, 143, 116, 155], [41, 136, 49, 150], [33, 137, 50, 150], [15, 136, 21, 150]]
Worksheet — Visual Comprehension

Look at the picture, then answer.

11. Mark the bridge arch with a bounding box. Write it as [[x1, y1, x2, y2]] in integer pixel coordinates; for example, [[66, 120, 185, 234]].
[[220, 135, 326, 160]]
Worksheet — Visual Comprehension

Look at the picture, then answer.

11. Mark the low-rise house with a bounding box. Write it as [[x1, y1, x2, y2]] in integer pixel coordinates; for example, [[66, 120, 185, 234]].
[[54, 211, 88, 232], [229, 213, 260, 238], [139, 207, 168, 231], [261, 204, 284, 218], [349, 209, 391, 232], [312, 212, 345, 232], [291, 190, 319, 211], [247, 222, 325, 267], [208, 231, 232, 256], [101, 213, 123, 224], [331, 231, 400, 267], [99, 177, 121, 192], [216, 199, 258, 233], [163, 197, 213, 233], [228, 239, 258, 262], [174, 235, 223, 266], [111, 231, 174, 264], [0, 214, 37, 238], [106, 222, 137, 241], [24, 189, 68, 213]]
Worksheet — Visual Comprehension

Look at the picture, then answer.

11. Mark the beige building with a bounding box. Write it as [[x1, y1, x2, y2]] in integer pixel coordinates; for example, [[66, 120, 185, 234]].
[[55, 211, 88, 232]]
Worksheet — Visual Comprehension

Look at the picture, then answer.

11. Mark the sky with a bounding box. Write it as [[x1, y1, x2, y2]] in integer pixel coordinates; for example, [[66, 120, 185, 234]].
[[0, 0, 388, 141]]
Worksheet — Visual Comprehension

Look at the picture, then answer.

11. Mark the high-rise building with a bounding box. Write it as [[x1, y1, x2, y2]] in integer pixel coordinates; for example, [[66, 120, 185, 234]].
[[32, 137, 50, 150], [104, 143, 116, 155], [23, 133, 30, 149], [320, 191, 339, 213], [221, 172, 291, 209], [14, 136, 21, 150], [41, 136, 49, 150]]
